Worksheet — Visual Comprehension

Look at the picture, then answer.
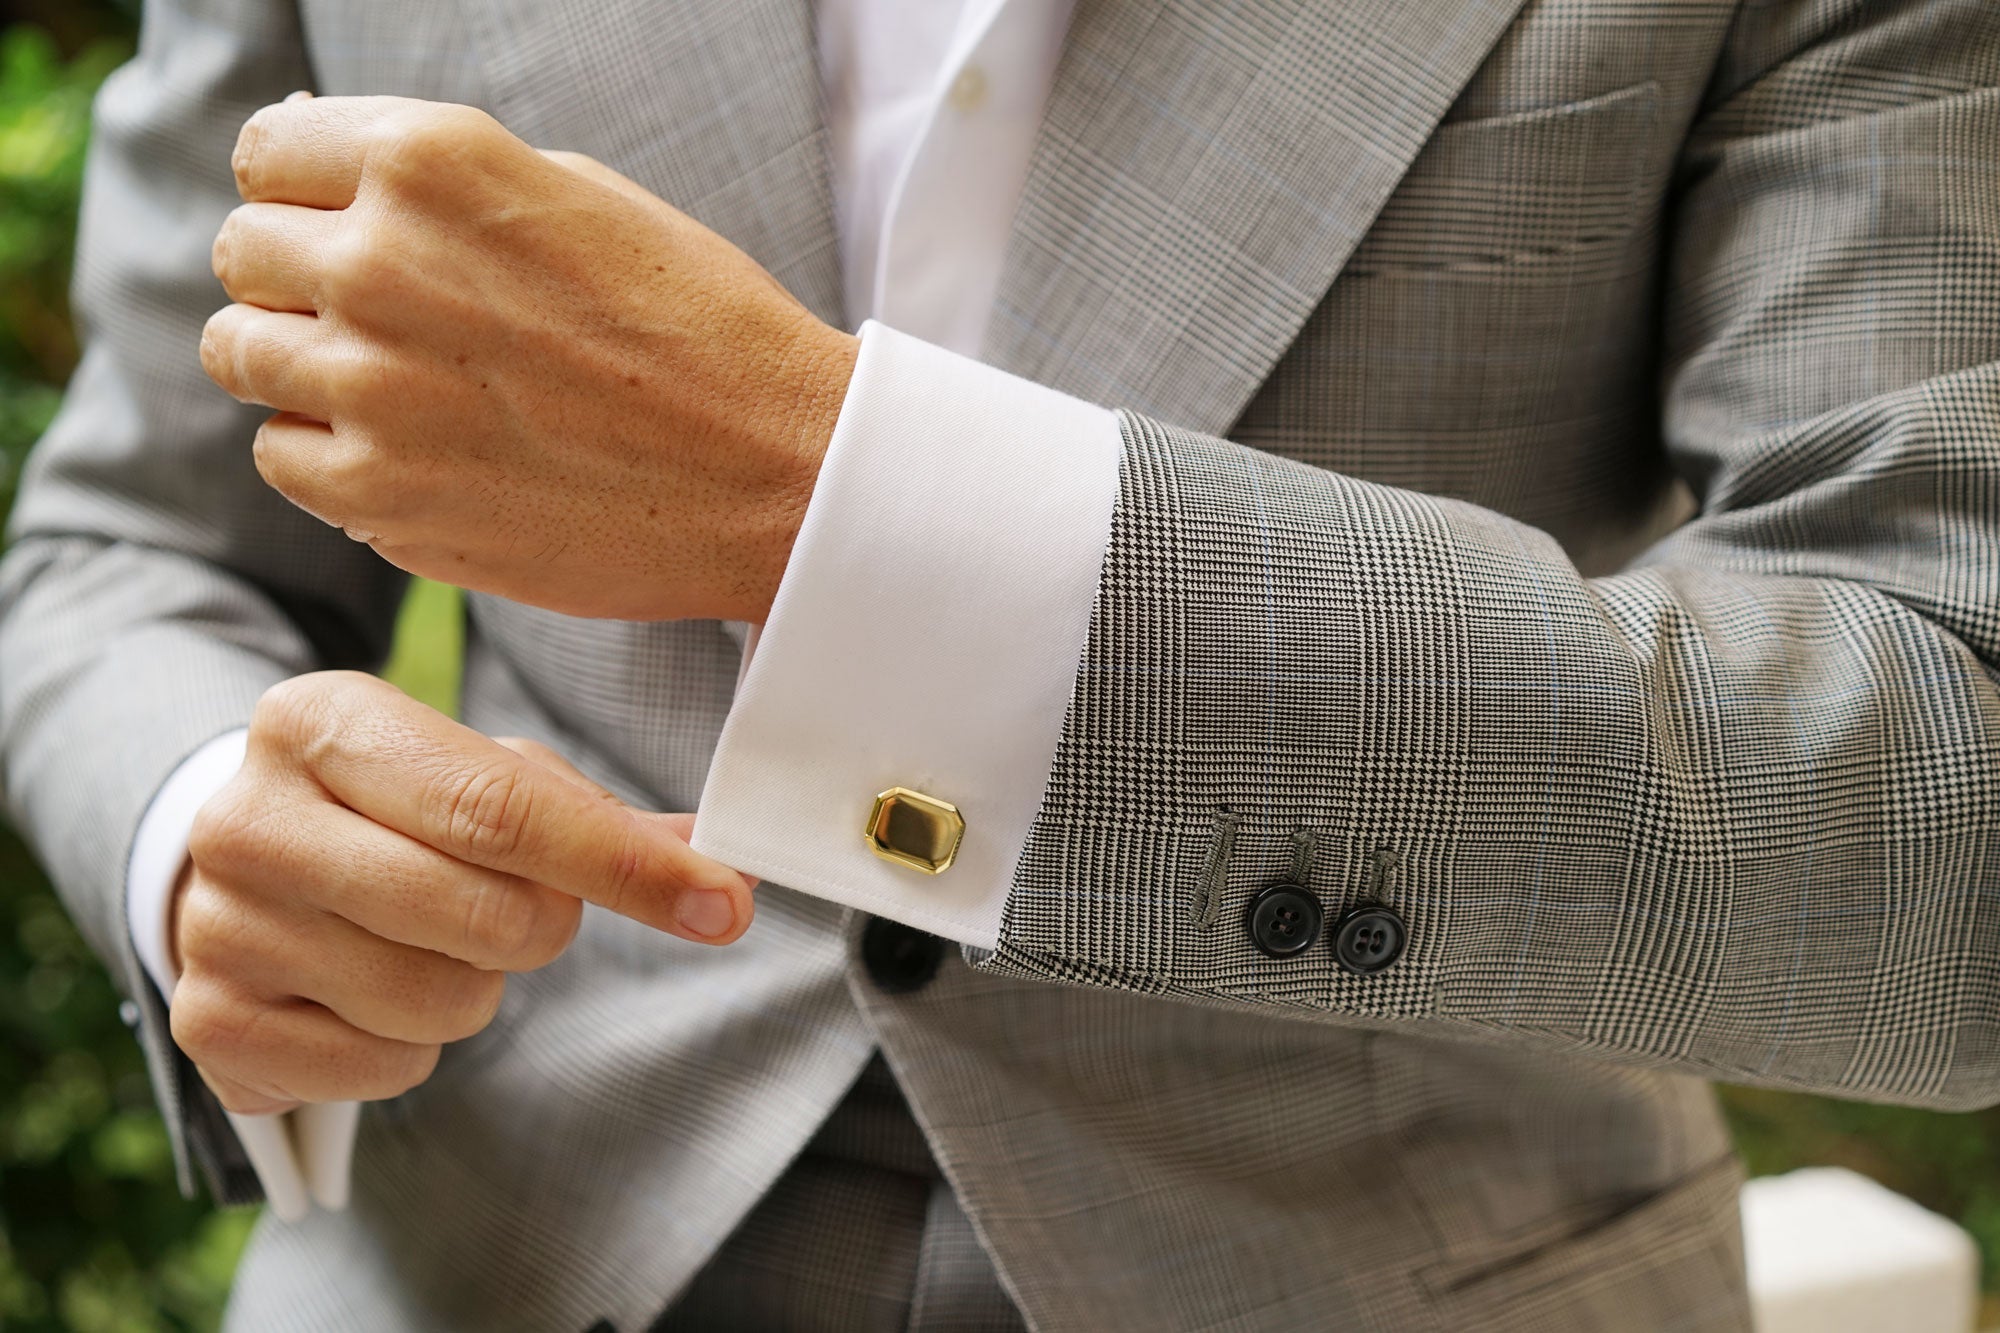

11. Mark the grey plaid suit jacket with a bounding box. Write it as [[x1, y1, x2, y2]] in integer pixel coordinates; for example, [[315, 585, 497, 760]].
[[5, 0, 1998, 1326]]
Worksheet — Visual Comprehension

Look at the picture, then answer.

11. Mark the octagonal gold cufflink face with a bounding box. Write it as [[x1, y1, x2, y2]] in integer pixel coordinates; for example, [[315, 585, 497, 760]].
[[866, 787, 964, 875]]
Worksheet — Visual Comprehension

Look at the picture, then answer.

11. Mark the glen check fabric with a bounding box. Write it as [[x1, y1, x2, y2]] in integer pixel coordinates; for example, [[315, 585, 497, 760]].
[[983, 0, 2000, 1110], [652, 1056, 1027, 1332], [2, 0, 1996, 1329]]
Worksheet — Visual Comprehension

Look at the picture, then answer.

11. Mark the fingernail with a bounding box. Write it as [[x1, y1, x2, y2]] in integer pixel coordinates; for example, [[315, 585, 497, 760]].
[[285, 89, 315, 103], [676, 889, 737, 940]]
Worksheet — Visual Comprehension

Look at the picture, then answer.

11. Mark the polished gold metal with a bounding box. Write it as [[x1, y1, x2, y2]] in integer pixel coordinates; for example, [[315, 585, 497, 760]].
[[865, 787, 965, 874]]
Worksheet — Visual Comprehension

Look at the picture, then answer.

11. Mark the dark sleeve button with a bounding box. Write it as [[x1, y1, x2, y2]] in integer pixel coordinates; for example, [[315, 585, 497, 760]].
[[861, 916, 947, 993], [1245, 883, 1324, 958], [1332, 904, 1405, 975]]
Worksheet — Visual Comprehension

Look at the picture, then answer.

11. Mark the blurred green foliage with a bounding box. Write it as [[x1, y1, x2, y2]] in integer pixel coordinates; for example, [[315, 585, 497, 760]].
[[0, 24, 119, 515], [0, 4, 1992, 1330]]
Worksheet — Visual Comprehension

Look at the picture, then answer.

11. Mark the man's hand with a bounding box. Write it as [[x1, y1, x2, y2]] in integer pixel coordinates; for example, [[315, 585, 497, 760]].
[[169, 671, 754, 1114], [201, 95, 859, 623]]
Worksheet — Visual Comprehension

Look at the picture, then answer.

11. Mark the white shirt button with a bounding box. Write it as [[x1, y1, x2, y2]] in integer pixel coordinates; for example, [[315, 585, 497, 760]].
[[948, 65, 989, 113]]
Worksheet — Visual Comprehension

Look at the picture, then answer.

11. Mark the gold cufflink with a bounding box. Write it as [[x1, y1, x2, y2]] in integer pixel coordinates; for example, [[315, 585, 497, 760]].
[[865, 787, 965, 875]]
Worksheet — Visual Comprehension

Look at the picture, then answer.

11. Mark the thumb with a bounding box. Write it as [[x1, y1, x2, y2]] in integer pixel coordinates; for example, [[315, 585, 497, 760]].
[[492, 737, 761, 892], [655, 811, 761, 890]]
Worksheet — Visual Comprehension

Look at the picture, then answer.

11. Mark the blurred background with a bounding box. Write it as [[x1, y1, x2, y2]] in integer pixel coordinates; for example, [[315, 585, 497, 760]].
[[0, 2, 1992, 1329]]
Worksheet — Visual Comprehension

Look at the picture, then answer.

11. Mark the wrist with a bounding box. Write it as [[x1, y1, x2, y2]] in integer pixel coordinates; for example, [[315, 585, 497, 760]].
[[737, 321, 858, 623]]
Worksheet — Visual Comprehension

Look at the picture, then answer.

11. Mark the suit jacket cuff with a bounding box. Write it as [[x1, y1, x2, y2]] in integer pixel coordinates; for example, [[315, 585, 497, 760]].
[[693, 320, 1120, 948]]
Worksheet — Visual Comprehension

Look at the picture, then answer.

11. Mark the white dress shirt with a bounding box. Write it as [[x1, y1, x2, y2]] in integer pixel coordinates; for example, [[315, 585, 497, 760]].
[[127, 0, 1119, 1215]]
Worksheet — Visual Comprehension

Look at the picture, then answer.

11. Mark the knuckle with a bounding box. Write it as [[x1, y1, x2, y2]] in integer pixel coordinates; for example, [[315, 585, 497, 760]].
[[231, 107, 272, 195], [434, 967, 506, 1041], [167, 987, 211, 1059], [372, 129, 430, 193], [373, 106, 496, 193], [316, 668, 386, 708], [458, 877, 530, 963], [253, 674, 331, 749], [542, 149, 603, 179], [374, 113, 462, 187], [174, 880, 273, 980], [186, 789, 264, 878], [303, 1032, 389, 1104], [253, 424, 376, 532], [186, 788, 239, 864], [303, 430, 384, 510], [377, 1043, 440, 1100], [199, 311, 237, 393], [253, 672, 385, 774], [436, 764, 533, 861], [169, 976, 256, 1068], [437, 102, 502, 144], [317, 227, 369, 305], [211, 210, 241, 287], [461, 877, 573, 969], [320, 221, 410, 313], [222, 320, 273, 396], [597, 825, 652, 921], [171, 878, 229, 964], [542, 894, 584, 964], [296, 671, 385, 767], [249, 418, 302, 498]]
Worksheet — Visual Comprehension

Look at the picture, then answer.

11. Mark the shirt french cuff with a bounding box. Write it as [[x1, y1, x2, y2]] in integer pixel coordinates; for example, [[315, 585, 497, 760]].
[[693, 320, 1120, 950], [128, 728, 250, 1002], [126, 725, 346, 1222]]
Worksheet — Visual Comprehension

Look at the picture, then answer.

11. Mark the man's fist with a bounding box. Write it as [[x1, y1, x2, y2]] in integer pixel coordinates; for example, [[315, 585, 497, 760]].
[[169, 671, 754, 1114], [200, 95, 859, 624]]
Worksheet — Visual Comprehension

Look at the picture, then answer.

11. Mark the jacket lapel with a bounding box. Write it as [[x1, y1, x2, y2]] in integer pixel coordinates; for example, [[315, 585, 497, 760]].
[[457, 0, 845, 329], [986, 0, 1533, 435]]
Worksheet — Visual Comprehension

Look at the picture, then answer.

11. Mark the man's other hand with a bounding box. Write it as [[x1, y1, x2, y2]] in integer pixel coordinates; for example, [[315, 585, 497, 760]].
[[201, 95, 860, 624], [168, 671, 754, 1115]]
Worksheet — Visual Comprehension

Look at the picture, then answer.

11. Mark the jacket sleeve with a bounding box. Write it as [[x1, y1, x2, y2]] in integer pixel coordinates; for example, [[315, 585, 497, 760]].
[[982, 0, 2000, 1111], [0, 0, 409, 1201]]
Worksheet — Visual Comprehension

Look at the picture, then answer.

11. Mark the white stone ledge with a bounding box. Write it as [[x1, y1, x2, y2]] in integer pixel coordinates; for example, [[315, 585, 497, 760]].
[[1744, 1167, 1981, 1333]]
